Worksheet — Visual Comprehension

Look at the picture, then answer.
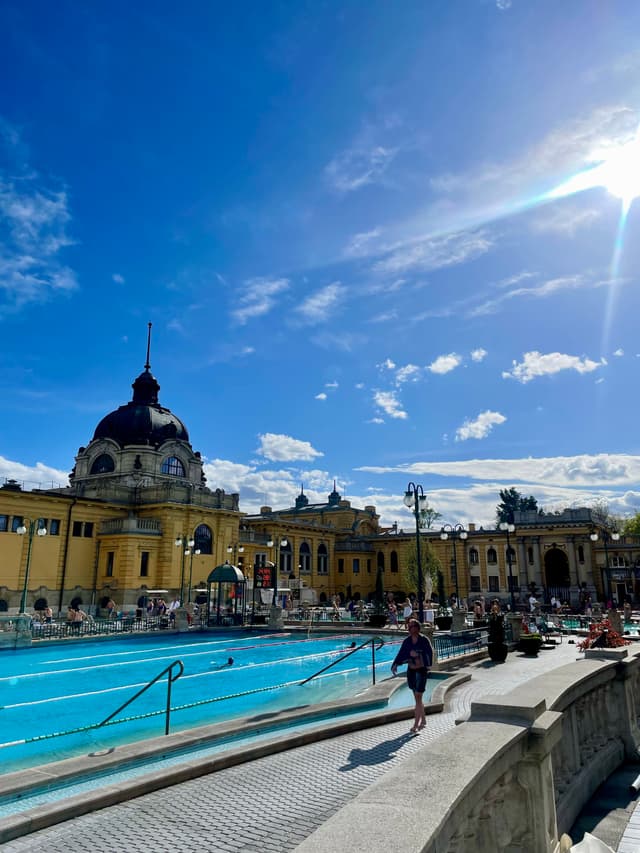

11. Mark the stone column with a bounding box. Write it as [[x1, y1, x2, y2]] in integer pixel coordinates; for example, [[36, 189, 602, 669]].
[[268, 604, 284, 629]]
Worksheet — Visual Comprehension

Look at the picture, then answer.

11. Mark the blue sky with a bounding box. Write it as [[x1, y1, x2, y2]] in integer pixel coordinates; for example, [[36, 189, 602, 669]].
[[2, 0, 640, 528]]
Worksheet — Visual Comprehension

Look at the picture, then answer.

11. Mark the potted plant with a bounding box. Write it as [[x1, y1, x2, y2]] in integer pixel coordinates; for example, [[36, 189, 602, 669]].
[[435, 606, 453, 631], [487, 610, 508, 662], [518, 632, 543, 656]]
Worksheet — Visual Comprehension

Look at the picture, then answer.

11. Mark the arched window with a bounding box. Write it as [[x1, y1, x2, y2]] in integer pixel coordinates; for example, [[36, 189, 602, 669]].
[[377, 551, 385, 571], [317, 544, 328, 575], [161, 456, 185, 477], [506, 546, 516, 563], [390, 551, 399, 573], [299, 542, 311, 574], [90, 453, 115, 475], [194, 524, 212, 554], [280, 540, 292, 575], [469, 548, 479, 565], [487, 547, 497, 565]]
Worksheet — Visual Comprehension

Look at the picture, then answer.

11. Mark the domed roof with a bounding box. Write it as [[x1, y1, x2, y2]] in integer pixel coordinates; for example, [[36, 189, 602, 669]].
[[92, 367, 190, 449]]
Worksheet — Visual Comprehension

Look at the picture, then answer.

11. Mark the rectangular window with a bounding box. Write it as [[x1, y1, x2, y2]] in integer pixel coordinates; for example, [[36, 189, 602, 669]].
[[72, 520, 82, 537], [49, 519, 61, 536], [106, 552, 115, 577], [508, 575, 518, 591], [367, 559, 371, 574], [83, 522, 94, 538], [353, 558, 360, 574], [470, 576, 481, 592], [338, 558, 344, 574], [140, 552, 149, 577], [11, 516, 23, 532], [488, 576, 499, 592], [0, 515, 8, 532]]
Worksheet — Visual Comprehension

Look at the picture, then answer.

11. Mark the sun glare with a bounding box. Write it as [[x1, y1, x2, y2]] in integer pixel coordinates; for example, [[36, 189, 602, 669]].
[[597, 139, 640, 209], [547, 135, 640, 213]]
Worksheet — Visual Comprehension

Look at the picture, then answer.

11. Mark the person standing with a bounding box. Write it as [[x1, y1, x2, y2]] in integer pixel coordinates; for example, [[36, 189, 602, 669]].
[[391, 619, 434, 734], [402, 597, 413, 629]]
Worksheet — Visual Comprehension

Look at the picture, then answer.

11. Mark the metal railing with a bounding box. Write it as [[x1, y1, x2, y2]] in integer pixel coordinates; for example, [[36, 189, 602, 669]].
[[300, 636, 385, 686], [433, 629, 484, 660], [29, 614, 193, 639], [99, 659, 184, 736]]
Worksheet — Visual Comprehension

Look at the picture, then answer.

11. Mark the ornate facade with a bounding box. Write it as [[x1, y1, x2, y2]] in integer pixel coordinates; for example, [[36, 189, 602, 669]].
[[1, 351, 639, 614]]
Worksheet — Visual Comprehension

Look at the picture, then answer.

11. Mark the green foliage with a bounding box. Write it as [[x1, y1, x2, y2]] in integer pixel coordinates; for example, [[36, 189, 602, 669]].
[[496, 487, 539, 524], [418, 504, 442, 530], [403, 539, 442, 599], [623, 512, 640, 537]]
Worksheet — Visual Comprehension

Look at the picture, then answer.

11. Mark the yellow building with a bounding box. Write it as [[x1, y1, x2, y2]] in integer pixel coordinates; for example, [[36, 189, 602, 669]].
[[1, 352, 639, 615]]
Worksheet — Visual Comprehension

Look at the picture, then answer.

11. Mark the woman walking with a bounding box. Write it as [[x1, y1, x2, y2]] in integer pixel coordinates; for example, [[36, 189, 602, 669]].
[[391, 618, 433, 734]]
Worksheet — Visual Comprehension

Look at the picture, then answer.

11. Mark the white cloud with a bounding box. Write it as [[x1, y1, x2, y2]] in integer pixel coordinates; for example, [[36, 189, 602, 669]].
[[613, 348, 624, 357], [357, 452, 640, 487], [502, 351, 604, 383], [256, 432, 324, 462], [325, 381, 339, 389], [343, 227, 382, 258], [315, 392, 327, 401], [294, 282, 344, 325], [455, 410, 507, 442], [373, 230, 492, 275], [231, 276, 289, 325], [428, 353, 463, 375], [378, 358, 396, 371], [531, 205, 600, 236], [496, 0, 512, 8], [0, 139, 78, 308], [112, 273, 125, 284], [0, 455, 69, 488], [325, 146, 397, 192], [470, 348, 488, 362], [368, 417, 384, 424], [355, 382, 365, 389], [469, 274, 591, 318], [370, 310, 399, 323], [373, 390, 408, 419], [395, 364, 421, 385]]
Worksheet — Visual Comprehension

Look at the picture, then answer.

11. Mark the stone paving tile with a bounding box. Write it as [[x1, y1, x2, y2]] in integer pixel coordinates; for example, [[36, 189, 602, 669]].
[[1, 645, 583, 853]]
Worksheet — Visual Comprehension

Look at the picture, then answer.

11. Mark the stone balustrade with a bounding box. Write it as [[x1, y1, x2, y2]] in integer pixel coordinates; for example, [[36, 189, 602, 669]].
[[295, 646, 640, 853]]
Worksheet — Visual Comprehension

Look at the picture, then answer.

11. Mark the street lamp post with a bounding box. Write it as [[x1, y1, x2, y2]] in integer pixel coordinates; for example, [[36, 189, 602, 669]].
[[266, 537, 288, 607], [16, 518, 47, 613], [404, 483, 427, 622], [184, 544, 201, 604], [590, 527, 620, 603], [440, 524, 468, 606], [174, 534, 195, 605], [499, 521, 517, 612]]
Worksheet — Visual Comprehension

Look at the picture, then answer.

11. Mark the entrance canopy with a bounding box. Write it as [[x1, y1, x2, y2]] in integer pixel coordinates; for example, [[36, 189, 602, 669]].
[[207, 564, 245, 584], [206, 562, 247, 625]]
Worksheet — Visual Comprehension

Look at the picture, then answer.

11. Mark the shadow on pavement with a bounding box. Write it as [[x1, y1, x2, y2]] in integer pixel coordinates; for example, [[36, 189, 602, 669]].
[[338, 732, 415, 772]]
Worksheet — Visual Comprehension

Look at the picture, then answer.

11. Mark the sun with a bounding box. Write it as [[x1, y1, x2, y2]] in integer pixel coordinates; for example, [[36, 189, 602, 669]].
[[596, 138, 640, 210], [547, 134, 640, 213]]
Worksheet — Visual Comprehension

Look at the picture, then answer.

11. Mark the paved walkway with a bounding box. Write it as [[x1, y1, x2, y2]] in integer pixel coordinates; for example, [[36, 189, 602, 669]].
[[1, 641, 636, 852]]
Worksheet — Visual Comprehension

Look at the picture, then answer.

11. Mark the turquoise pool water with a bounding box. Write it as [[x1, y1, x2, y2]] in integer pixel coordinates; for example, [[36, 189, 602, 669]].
[[0, 631, 414, 774]]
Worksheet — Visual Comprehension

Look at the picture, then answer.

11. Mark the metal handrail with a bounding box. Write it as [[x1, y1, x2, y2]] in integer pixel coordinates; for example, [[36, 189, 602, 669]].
[[299, 636, 384, 686], [98, 658, 184, 735]]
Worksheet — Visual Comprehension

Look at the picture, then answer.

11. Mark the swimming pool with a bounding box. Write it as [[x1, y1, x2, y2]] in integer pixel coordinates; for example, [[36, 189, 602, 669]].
[[0, 631, 418, 774]]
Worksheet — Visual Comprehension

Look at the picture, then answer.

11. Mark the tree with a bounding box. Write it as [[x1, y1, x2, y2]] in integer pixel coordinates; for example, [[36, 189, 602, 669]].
[[622, 512, 640, 537], [496, 488, 539, 524], [418, 503, 442, 530], [403, 539, 442, 599]]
